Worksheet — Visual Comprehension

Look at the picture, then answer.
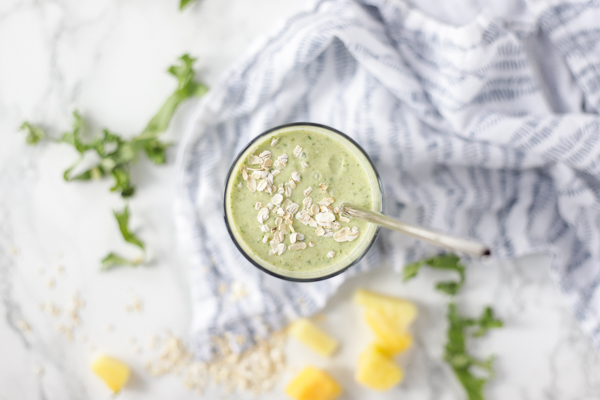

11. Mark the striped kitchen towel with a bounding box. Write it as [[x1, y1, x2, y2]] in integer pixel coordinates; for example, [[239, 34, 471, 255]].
[[175, 0, 600, 360]]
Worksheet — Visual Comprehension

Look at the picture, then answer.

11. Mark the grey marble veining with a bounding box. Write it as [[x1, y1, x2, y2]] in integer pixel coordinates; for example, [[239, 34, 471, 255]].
[[1, 0, 600, 399]]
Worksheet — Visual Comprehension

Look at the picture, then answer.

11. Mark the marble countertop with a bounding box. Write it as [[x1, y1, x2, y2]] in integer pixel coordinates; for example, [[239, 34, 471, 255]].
[[1, 0, 600, 399]]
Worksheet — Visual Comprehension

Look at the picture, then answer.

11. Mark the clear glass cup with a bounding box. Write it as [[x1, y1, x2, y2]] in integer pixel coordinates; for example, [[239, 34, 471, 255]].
[[223, 123, 383, 282]]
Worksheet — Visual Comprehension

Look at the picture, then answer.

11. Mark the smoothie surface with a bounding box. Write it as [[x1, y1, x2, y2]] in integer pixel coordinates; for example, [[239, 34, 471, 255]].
[[226, 126, 380, 275]]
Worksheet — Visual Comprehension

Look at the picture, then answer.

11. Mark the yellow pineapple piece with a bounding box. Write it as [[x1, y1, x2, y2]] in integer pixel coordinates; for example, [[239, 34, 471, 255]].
[[364, 308, 413, 355], [289, 318, 339, 357], [355, 344, 403, 391], [286, 366, 342, 400], [354, 289, 417, 332], [91, 355, 130, 393]]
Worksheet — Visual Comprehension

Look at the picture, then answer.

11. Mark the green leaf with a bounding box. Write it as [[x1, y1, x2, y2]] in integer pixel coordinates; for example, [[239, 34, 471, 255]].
[[143, 138, 170, 165], [435, 281, 461, 296], [101, 206, 145, 271], [443, 303, 503, 400], [140, 54, 208, 138], [473, 307, 503, 337], [60, 110, 88, 154], [110, 167, 135, 198], [403, 260, 423, 281], [20, 122, 46, 144], [101, 252, 143, 271], [179, 0, 196, 10], [113, 205, 144, 250], [403, 253, 466, 295]]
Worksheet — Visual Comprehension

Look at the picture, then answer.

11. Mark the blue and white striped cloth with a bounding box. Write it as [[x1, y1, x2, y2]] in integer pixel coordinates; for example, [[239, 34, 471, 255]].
[[175, 0, 600, 360]]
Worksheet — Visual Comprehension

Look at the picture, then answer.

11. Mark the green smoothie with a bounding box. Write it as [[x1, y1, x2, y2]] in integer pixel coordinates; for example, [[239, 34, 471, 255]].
[[225, 124, 381, 280]]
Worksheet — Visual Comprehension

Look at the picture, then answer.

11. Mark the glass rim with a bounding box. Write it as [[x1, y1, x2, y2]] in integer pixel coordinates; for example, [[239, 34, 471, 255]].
[[222, 122, 384, 282]]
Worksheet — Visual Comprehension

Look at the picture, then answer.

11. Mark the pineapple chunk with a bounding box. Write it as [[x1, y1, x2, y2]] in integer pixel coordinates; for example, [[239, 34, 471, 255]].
[[356, 344, 403, 390], [289, 318, 338, 357], [286, 366, 342, 400], [364, 308, 413, 355], [354, 289, 417, 332], [91, 355, 130, 393]]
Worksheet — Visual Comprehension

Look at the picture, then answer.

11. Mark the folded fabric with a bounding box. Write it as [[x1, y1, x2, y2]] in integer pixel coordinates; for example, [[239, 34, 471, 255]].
[[175, 0, 600, 360]]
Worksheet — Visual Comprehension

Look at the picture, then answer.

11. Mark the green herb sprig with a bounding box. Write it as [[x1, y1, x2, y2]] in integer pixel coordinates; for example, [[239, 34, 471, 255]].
[[179, 0, 197, 10], [101, 206, 145, 271], [20, 54, 207, 270], [404, 254, 502, 400], [404, 253, 466, 295], [445, 303, 503, 400]]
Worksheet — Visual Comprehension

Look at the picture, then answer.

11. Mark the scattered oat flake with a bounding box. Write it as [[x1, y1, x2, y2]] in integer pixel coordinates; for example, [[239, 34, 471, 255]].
[[255, 202, 262, 210], [231, 282, 248, 301], [248, 155, 262, 165], [270, 138, 279, 147], [218, 283, 228, 295], [257, 180, 268, 192], [339, 216, 350, 223], [272, 194, 283, 206], [309, 241, 315, 247], [131, 296, 143, 312], [327, 251, 336, 259], [277, 243, 286, 255], [318, 197, 335, 206], [289, 242, 307, 251], [247, 179, 257, 192], [146, 330, 286, 395], [257, 207, 269, 224], [17, 319, 31, 332], [301, 161, 309, 168], [319, 183, 328, 192], [293, 146, 302, 157], [291, 171, 300, 182]]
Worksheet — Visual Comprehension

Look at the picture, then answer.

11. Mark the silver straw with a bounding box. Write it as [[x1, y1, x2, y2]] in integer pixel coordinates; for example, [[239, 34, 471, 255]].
[[339, 203, 491, 257]]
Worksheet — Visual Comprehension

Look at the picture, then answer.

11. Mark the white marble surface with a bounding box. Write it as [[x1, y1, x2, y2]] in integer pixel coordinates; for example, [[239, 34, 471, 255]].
[[1, 0, 600, 399]]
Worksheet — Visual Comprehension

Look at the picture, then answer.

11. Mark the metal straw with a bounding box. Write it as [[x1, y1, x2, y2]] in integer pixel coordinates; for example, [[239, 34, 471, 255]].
[[339, 203, 491, 257]]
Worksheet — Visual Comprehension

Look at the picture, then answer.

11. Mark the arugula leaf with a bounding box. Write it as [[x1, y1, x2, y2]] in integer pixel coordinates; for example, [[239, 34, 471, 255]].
[[142, 138, 170, 164], [110, 167, 135, 197], [132, 54, 207, 165], [139, 55, 208, 138], [113, 205, 144, 250], [38, 55, 207, 195], [100, 206, 145, 271], [101, 252, 143, 271], [20, 122, 46, 144], [403, 254, 466, 295], [444, 303, 502, 400], [472, 307, 503, 337], [20, 54, 208, 269], [60, 110, 88, 154], [180, 0, 197, 10]]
